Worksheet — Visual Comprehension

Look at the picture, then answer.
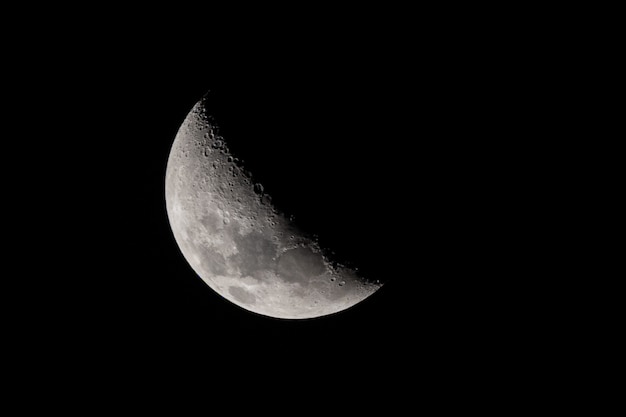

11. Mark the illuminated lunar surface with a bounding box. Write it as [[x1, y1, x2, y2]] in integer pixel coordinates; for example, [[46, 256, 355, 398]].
[[165, 94, 382, 319]]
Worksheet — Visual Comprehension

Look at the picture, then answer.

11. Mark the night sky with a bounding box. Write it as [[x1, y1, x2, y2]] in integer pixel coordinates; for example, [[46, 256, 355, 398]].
[[19, 30, 537, 402]]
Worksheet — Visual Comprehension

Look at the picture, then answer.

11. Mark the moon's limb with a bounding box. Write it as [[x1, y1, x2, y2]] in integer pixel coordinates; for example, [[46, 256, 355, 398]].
[[165, 94, 382, 319]]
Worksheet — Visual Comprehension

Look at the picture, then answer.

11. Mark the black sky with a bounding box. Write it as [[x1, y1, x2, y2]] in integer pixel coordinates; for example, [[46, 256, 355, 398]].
[[86, 61, 508, 365], [12, 22, 548, 402]]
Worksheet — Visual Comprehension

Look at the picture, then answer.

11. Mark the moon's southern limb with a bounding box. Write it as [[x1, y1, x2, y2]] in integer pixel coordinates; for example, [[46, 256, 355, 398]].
[[165, 94, 382, 319]]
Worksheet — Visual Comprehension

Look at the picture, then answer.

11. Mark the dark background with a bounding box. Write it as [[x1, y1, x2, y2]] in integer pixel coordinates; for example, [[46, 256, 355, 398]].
[[10, 18, 552, 403], [77, 54, 518, 372], [99, 60, 422, 353]]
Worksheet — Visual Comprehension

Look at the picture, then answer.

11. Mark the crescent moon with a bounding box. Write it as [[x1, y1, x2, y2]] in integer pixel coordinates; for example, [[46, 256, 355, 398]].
[[165, 93, 382, 319]]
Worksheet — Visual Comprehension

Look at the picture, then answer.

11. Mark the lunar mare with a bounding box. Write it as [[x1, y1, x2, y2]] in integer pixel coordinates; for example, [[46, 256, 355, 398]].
[[165, 94, 382, 319]]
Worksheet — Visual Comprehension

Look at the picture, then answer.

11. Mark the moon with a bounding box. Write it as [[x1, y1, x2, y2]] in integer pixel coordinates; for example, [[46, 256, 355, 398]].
[[165, 93, 382, 319]]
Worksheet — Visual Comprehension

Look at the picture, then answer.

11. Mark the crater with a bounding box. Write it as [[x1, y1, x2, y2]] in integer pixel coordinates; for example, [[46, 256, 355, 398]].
[[322, 271, 359, 301], [323, 283, 350, 301]]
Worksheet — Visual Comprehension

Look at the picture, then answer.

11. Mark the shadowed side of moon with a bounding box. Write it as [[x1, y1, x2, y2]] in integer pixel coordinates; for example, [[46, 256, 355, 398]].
[[165, 94, 382, 319]]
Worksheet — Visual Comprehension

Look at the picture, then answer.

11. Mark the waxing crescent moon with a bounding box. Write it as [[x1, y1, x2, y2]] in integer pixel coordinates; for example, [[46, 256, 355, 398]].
[[165, 93, 382, 319]]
